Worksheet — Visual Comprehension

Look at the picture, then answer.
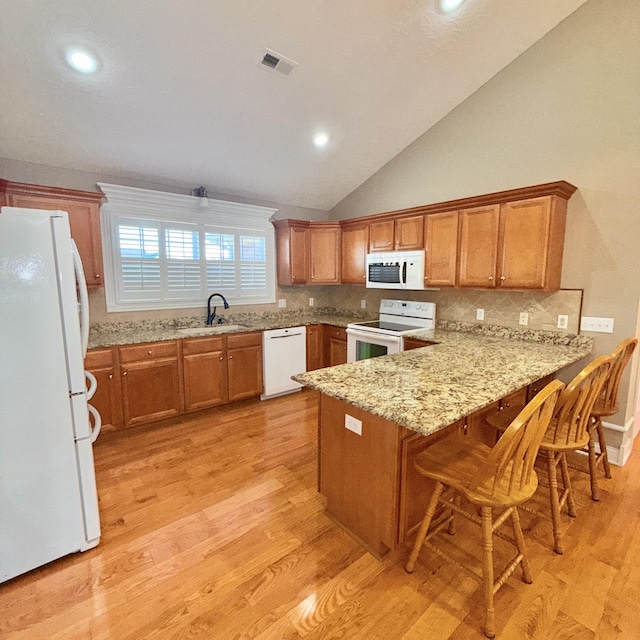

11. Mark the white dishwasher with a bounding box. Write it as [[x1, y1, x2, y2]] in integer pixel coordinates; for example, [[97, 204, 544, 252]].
[[261, 326, 307, 400]]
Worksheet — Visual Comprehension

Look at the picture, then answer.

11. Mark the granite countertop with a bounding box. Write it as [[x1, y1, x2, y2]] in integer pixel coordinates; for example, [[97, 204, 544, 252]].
[[88, 312, 362, 350], [293, 329, 592, 438]]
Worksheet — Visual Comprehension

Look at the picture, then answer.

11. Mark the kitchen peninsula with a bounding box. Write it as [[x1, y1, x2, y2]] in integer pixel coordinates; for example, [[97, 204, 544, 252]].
[[294, 327, 592, 558]]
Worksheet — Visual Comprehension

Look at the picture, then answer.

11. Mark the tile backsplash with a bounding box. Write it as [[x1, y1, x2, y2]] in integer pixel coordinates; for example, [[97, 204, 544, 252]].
[[322, 286, 583, 334], [90, 285, 582, 334]]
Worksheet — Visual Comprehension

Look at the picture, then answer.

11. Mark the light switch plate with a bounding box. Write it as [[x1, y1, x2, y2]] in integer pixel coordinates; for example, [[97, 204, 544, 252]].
[[278, 299, 286, 308], [557, 315, 569, 330], [360, 300, 366, 309], [309, 297, 314, 307], [345, 414, 362, 436], [580, 316, 614, 333], [476, 308, 485, 321]]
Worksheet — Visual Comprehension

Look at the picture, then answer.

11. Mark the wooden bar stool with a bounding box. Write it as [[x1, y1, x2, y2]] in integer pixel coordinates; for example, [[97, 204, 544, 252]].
[[584, 338, 637, 500], [405, 380, 564, 639], [486, 356, 612, 554]]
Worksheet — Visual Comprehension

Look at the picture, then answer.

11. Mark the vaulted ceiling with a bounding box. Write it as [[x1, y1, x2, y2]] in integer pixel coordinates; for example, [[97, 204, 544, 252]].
[[0, 0, 587, 210]]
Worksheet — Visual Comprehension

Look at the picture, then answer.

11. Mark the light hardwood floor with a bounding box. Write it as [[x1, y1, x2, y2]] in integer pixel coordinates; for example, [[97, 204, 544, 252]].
[[2, 389, 640, 639]]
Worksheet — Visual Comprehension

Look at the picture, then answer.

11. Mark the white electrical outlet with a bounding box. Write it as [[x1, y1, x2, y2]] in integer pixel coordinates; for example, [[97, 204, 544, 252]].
[[519, 312, 529, 326], [580, 316, 614, 333], [278, 299, 286, 308], [309, 297, 314, 307], [476, 308, 485, 321], [557, 315, 569, 330], [360, 299, 366, 309], [345, 414, 362, 436]]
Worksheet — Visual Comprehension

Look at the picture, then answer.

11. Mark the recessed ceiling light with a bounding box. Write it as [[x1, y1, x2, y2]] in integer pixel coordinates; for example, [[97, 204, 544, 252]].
[[440, 0, 465, 12], [64, 47, 98, 73], [313, 132, 329, 148]]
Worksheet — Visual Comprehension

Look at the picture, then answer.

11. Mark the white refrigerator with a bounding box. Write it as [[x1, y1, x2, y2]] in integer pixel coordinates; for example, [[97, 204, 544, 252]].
[[0, 207, 101, 583]]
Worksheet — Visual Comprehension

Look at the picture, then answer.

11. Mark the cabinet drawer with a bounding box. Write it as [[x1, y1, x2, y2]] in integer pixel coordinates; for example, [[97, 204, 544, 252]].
[[326, 326, 346, 341], [501, 387, 527, 409], [182, 336, 224, 355], [119, 341, 178, 363], [85, 348, 114, 368], [528, 374, 555, 401], [227, 332, 262, 349]]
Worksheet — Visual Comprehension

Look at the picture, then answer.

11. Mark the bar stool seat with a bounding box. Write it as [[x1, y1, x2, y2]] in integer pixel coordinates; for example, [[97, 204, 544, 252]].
[[406, 380, 564, 638]]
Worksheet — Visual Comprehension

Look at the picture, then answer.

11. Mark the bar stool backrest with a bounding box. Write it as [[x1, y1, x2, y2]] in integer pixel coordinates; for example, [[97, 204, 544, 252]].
[[469, 380, 565, 498], [550, 355, 613, 448], [598, 338, 638, 415]]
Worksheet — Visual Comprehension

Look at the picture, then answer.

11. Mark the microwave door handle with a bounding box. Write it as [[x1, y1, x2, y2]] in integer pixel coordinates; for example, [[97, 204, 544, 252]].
[[401, 261, 407, 288]]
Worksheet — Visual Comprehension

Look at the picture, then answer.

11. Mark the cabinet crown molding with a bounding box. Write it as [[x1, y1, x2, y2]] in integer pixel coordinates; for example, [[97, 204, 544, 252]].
[[0, 179, 103, 203]]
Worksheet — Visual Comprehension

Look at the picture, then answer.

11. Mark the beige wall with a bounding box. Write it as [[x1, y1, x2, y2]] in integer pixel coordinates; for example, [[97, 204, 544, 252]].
[[331, 0, 640, 426], [0, 157, 328, 223]]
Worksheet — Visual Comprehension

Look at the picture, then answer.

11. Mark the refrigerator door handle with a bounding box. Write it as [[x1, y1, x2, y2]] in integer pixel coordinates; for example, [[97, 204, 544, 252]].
[[72, 240, 90, 359], [87, 403, 102, 443], [85, 370, 97, 400]]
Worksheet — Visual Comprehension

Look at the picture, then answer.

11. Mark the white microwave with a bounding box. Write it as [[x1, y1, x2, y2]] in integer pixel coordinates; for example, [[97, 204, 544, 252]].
[[365, 250, 426, 290]]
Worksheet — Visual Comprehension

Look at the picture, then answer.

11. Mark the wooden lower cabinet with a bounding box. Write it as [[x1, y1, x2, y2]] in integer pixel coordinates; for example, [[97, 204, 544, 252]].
[[90, 332, 265, 431], [119, 342, 182, 427], [306, 324, 324, 371], [85, 348, 122, 433], [227, 333, 263, 402], [398, 421, 463, 545], [325, 325, 347, 366], [183, 337, 227, 411]]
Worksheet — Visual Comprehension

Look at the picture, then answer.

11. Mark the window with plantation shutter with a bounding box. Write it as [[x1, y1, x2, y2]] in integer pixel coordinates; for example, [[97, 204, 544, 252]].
[[99, 183, 276, 312]]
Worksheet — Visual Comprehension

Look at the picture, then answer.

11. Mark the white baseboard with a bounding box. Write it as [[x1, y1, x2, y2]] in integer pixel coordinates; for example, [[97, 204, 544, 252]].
[[602, 417, 636, 466]]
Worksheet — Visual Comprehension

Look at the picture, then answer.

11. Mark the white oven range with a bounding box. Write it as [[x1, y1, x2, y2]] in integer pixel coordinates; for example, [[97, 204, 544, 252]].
[[346, 299, 436, 363]]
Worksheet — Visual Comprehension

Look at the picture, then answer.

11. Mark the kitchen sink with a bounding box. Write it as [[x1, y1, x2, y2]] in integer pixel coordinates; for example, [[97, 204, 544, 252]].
[[177, 324, 248, 336]]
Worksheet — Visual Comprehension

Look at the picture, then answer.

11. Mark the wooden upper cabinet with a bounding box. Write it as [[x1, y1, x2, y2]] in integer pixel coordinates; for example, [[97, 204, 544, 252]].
[[425, 211, 459, 287], [394, 215, 424, 250], [0, 180, 104, 286], [308, 223, 341, 284], [369, 215, 424, 252], [341, 223, 369, 284], [369, 219, 395, 252], [458, 204, 501, 288], [274, 219, 309, 285], [499, 196, 566, 290]]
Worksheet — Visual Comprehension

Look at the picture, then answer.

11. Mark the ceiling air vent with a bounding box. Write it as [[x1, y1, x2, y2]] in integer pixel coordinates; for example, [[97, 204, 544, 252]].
[[259, 49, 297, 78]]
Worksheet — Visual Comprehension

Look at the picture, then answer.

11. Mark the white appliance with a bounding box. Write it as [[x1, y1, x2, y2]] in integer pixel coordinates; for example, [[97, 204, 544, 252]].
[[0, 207, 101, 584], [366, 250, 426, 290], [261, 326, 307, 399], [346, 299, 436, 363]]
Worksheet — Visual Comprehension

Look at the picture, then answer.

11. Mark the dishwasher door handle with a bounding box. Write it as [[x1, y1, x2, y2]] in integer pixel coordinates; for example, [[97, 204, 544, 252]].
[[268, 333, 304, 339]]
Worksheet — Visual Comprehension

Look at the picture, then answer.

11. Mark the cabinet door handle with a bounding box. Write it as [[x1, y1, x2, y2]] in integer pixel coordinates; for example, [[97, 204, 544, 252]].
[[123, 371, 128, 376], [108, 374, 113, 379], [95, 274, 100, 279], [219, 356, 224, 361], [148, 350, 153, 355], [500, 276, 506, 281], [488, 276, 494, 281], [229, 355, 233, 359]]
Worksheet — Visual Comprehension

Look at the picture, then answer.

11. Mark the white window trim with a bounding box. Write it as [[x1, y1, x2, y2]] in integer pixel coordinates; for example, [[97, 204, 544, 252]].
[[98, 183, 277, 312]]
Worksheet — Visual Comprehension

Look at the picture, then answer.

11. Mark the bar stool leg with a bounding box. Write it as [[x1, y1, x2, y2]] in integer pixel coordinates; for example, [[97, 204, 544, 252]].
[[595, 416, 612, 479], [481, 506, 496, 639], [406, 482, 443, 573], [546, 450, 564, 555], [559, 453, 577, 517], [586, 430, 600, 502], [510, 507, 532, 584]]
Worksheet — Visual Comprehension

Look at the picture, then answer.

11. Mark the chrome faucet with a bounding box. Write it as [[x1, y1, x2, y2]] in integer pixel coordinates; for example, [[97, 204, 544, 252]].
[[206, 293, 229, 325]]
